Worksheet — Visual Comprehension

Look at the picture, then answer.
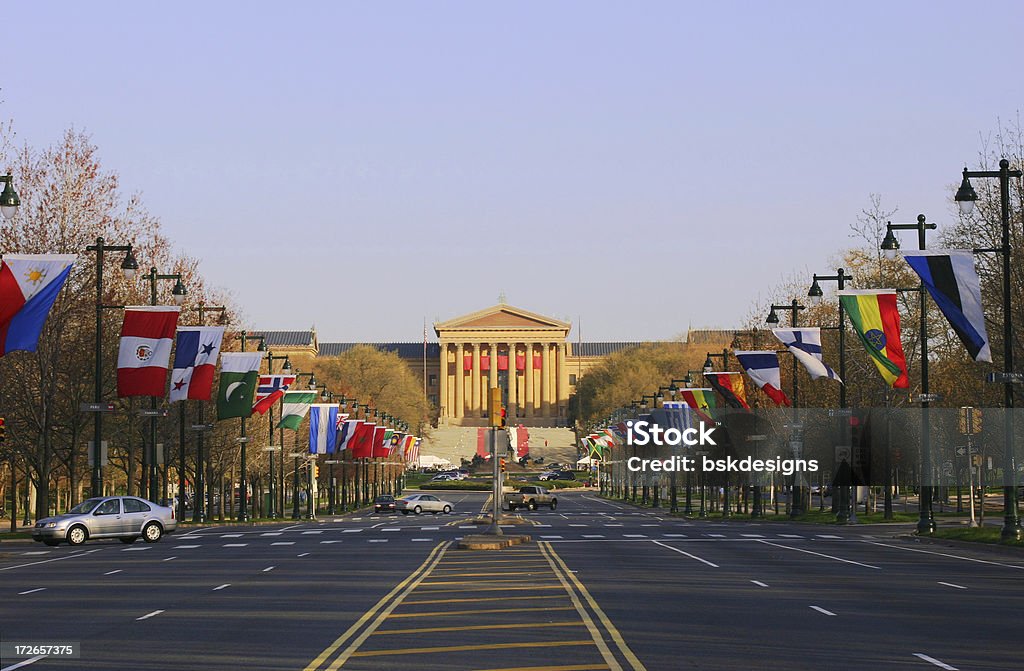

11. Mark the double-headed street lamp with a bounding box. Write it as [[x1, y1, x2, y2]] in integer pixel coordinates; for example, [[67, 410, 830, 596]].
[[808, 268, 854, 522], [84, 238, 138, 496], [183, 302, 225, 524], [766, 298, 806, 518], [263, 351, 291, 520], [236, 331, 265, 521], [955, 159, 1024, 541], [882, 214, 938, 534]]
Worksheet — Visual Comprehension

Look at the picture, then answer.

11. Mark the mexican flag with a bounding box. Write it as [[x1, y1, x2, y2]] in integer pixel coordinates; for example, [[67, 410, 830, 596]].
[[276, 390, 318, 430], [216, 352, 264, 420], [838, 290, 909, 388]]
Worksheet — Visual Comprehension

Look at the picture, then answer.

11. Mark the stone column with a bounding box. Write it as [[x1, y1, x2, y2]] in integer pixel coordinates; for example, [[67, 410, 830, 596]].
[[523, 342, 535, 418], [541, 341, 551, 417], [489, 343, 498, 391], [506, 342, 518, 419], [439, 344, 449, 422], [558, 342, 570, 420], [471, 343, 481, 417], [454, 342, 464, 419]]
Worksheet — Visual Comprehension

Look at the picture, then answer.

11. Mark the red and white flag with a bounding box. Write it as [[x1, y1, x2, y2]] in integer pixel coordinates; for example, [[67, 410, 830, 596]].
[[117, 306, 181, 397]]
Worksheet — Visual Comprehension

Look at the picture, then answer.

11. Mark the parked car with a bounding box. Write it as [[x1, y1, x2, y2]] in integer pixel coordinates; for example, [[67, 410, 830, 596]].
[[397, 493, 454, 515], [537, 471, 559, 481], [31, 496, 177, 547], [430, 473, 456, 482], [374, 495, 397, 513]]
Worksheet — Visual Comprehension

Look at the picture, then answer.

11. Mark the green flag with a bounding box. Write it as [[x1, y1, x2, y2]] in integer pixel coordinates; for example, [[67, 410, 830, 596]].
[[277, 390, 318, 429], [216, 352, 264, 420]]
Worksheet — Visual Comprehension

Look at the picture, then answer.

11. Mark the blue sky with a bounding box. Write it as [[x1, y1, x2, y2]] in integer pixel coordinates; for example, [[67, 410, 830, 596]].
[[3, 2, 1022, 341]]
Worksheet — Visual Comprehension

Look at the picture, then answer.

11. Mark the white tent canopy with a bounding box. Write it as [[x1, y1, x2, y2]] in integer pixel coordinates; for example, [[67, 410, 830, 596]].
[[576, 456, 601, 467], [418, 454, 454, 470]]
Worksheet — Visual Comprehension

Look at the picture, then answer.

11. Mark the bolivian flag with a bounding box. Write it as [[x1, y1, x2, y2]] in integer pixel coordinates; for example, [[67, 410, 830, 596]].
[[838, 290, 909, 388]]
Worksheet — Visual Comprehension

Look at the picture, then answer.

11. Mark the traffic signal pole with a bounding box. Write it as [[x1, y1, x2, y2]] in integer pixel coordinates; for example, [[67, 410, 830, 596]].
[[483, 387, 504, 536]]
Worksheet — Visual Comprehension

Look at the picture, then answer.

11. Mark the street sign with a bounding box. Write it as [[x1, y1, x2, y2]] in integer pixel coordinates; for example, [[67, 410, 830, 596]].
[[917, 393, 942, 403], [942, 460, 954, 470], [137, 409, 168, 417], [262, 446, 282, 452], [828, 409, 853, 417], [80, 402, 115, 412], [987, 372, 1024, 384], [955, 447, 967, 457], [191, 423, 214, 431]]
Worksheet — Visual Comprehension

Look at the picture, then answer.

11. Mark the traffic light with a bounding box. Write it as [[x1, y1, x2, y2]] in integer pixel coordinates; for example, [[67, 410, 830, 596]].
[[0, 417, 5, 443], [500, 458, 507, 473], [499, 407, 507, 429], [314, 464, 320, 479], [488, 388, 505, 428]]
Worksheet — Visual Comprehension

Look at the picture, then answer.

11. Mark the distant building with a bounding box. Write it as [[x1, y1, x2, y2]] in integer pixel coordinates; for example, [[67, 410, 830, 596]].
[[254, 303, 731, 428]]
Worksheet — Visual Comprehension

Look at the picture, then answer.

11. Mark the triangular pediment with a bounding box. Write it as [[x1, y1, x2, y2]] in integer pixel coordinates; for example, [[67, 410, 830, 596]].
[[435, 304, 570, 333]]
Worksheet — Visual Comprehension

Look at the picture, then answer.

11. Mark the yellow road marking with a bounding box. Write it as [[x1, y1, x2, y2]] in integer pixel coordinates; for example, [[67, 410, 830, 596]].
[[431, 570, 551, 577], [538, 542, 622, 671], [388, 605, 576, 619], [350, 640, 595, 658], [302, 542, 450, 671], [372, 621, 585, 636], [472, 665, 611, 671], [415, 584, 564, 594], [401, 594, 567, 606], [419, 578, 561, 586], [543, 543, 647, 671]]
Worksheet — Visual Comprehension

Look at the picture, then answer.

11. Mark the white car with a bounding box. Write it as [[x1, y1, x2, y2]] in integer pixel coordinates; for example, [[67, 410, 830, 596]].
[[397, 494, 454, 515], [429, 473, 456, 482]]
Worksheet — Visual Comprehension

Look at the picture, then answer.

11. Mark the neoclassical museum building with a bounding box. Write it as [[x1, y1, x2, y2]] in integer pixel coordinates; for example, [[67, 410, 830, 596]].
[[255, 302, 731, 428]]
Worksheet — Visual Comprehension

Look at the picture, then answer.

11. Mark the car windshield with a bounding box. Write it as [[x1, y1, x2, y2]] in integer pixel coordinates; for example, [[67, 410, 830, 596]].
[[376, 496, 394, 502], [68, 498, 103, 514]]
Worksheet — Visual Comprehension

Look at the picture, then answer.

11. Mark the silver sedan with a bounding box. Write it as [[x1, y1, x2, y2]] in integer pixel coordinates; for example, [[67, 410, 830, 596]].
[[31, 496, 177, 546], [396, 493, 454, 515]]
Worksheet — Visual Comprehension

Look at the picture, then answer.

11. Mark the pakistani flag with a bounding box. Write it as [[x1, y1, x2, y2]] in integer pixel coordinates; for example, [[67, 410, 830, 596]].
[[277, 390, 318, 430], [216, 352, 264, 420]]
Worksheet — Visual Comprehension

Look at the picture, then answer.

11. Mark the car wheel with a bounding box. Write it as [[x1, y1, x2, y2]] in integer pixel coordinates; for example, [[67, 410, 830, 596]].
[[508, 504, 516, 511], [43, 539, 61, 547], [401, 510, 409, 515], [66, 525, 88, 546], [528, 500, 537, 511], [550, 500, 557, 510], [142, 522, 163, 543], [120, 537, 138, 544], [443, 505, 452, 514], [413, 506, 422, 515]]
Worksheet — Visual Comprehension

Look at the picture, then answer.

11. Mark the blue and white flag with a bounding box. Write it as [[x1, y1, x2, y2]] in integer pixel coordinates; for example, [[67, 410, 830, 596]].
[[772, 328, 842, 384], [902, 249, 991, 363], [735, 350, 791, 407], [309, 404, 339, 454], [169, 326, 225, 403], [657, 401, 693, 432]]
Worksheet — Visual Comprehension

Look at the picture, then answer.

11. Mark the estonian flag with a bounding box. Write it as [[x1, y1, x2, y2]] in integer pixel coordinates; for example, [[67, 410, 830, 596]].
[[901, 250, 991, 363]]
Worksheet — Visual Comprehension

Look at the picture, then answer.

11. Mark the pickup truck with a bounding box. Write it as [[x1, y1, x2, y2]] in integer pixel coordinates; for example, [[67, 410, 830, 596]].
[[503, 486, 557, 511]]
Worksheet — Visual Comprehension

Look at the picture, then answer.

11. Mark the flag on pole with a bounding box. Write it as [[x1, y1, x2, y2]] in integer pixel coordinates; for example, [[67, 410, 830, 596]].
[[705, 372, 750, 409], [772, 328, 842, 383], [660, 401, 693, 432], [838, 290, 910, 388], [337, 419, 362, 452], [216, 351, 264, 419], [276, 390, 318, 429], [117, 306, 181, 397], [901, 249, 992, 362], [410, 437, 422, 465], [371, 426, 388, 458], [677, 388, 717, 424], [309, 404, 339, 454], [169, 327, 225, 402], [252, 374, 297, 415], [350, 422, 376, 458], [734, 350, 791, 407], [0, 254, 76, 356]]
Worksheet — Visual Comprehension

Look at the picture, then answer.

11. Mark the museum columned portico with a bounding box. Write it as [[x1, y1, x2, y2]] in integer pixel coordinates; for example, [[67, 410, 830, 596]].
[[435, 305, 571, 427]]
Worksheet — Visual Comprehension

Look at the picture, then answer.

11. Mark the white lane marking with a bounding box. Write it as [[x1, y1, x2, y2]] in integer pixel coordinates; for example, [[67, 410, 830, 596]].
[[369, 539, 388, 543], [261, 532, 283, 537], [122, 546, 151, 551], [741, 534, 765, 538], [0, 549, 100, 573], [1, 653, 46, 670], [411, 538, 434, 542], [816, 534, 842, 539], [263, 566, 275, 572], [707, 533, 725, 538], [279, 524, 305, 531], [569, 524, 588, 527], [810, 605, 836, 616], [370, 522, 388, 529], [271, 542, 295, 546], [342, 529, 363, 534], [913, 653, 958, 670], [221, 533, 243, 538], [938, 581, 967, 590], [22, 551, 49, 556], [778, 534, 803, 538], [623, 534, 647, 538], [420, 526, 439, 531], [863, 541, 1024, 570], [297, 552, 310, 557], [177, 535, 202, 540], [641, 524, 660, 527], [652, 540, 719, 567], [604, 524, 623, 527], [174, 545, 201, 549], [320, 540, 342, 544], [104, 569, 123, 575], [582, 535, 605, 539], [223, 543, 248, 548], [540, 536, 564, 540], [751, 580, 769, 588], [663, 534, 687, 538], [136, 610, 164, 620], [213, 584, 230, 591], [535, 524, 552, 528], [163, 557, 177, 561], [458, 525, 476, 529], [301, 530, 323, 535], [18, 588, 45, 595], [758, 540, 880, 569]]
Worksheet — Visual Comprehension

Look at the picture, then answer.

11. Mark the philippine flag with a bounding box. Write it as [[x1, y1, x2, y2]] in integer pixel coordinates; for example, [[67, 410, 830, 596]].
[[117, 306, 181, 397], [0, 254, 77, 356], [169, 326, 225, 402]]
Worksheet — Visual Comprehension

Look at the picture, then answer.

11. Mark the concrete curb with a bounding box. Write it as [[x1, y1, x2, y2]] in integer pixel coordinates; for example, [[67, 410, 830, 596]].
[[457, 534, 532, 550]]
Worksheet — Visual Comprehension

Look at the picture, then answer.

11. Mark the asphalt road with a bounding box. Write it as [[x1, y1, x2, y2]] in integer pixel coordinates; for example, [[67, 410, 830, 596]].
[[1, 490, 1022, 670]]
